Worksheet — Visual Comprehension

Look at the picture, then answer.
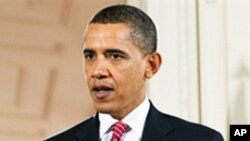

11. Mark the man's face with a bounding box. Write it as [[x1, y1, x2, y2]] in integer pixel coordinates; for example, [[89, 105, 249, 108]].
[[83, 23, 149, 119]]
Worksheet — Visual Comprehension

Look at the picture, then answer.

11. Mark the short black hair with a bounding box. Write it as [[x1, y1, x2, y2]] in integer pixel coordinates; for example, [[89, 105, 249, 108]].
[[89, 4, 157, 55]]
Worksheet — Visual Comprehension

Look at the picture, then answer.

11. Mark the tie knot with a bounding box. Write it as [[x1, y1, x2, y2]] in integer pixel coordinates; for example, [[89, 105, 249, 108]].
[[110, 121, 129, 141]]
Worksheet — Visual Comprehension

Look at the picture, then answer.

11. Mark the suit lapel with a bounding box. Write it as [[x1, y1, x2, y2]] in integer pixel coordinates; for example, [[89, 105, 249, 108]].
[[141, 103, 174, 141], [75, 114, 100, 141]]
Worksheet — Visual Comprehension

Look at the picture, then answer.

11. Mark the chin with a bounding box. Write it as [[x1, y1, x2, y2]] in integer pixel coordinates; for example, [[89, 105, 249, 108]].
[[95, 104, 114, 114]]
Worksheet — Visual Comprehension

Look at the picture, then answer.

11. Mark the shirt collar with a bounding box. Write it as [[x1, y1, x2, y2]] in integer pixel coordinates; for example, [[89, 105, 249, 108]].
[[99, 96, 150, 138]]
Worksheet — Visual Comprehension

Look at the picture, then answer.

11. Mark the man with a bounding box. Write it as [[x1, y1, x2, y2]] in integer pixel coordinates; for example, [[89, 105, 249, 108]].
[[45, 4, 224, 141]]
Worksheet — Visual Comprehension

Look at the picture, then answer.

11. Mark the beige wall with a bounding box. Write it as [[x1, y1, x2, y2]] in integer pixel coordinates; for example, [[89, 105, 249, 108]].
[[0, 0, 124, 140]]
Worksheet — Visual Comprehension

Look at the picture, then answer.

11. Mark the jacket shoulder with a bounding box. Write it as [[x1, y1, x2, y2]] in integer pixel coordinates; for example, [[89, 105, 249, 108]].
[[163, 113, 224, 141], [43, 116, 95, 141]]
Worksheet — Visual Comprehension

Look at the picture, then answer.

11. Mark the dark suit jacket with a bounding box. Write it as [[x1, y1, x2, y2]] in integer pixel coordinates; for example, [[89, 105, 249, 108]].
[[45, 103, 224, 141]]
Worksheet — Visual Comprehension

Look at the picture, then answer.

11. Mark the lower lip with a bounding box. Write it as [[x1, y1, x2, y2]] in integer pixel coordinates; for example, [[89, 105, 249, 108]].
[[92, 90, 113, 99]]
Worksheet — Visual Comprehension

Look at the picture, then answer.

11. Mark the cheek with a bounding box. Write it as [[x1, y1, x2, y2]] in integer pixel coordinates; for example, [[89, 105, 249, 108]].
[[114, 63, 145, 90], [84, 65, 92, 85]]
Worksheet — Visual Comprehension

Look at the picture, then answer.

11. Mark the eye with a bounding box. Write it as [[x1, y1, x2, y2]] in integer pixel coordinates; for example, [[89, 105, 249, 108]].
[[84, 53, 96, 60], [108, 53, 123, 60], [111, 54, 122, 59]]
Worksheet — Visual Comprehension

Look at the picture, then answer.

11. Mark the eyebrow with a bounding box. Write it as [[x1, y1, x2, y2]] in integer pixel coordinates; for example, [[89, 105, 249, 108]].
[[83, 48, 95, 54], [105, 49, 127, 55], [83, 48, 128, 56]]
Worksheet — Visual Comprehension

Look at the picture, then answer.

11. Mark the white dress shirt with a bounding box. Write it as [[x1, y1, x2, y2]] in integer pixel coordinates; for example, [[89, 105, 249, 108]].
[[99, 97, 150, 141]]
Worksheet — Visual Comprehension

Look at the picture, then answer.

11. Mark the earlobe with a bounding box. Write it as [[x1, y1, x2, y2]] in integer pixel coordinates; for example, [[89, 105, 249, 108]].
[[145, 68, 152, 78], [145, 53, 162, 79]]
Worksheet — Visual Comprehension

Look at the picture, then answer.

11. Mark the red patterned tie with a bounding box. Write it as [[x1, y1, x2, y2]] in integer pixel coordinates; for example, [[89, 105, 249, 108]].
[[110, 121, 129, 141]]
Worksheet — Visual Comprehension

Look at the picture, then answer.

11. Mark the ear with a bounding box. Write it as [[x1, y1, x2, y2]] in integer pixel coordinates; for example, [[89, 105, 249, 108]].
[[145, 52, 162, 79]]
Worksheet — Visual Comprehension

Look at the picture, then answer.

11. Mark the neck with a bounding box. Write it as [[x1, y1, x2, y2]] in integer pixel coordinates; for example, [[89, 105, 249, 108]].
[[110, 94, 146, 120]]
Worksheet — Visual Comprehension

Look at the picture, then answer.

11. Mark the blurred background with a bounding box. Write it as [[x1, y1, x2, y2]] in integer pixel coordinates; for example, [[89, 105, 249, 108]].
[[0, 0, 249, 141]]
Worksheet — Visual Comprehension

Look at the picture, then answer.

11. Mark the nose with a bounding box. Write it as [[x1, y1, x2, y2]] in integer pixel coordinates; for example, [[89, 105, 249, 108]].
[[91, 58, 110, 79]]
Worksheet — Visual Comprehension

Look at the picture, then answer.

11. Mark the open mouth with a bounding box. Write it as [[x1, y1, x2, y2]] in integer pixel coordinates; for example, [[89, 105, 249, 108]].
[[92, 86, 114, 92], [91, 85, 114, 98]]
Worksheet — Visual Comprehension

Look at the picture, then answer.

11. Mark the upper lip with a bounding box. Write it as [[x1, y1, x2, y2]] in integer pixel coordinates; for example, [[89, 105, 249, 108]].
[[91, 84, 115, 92]]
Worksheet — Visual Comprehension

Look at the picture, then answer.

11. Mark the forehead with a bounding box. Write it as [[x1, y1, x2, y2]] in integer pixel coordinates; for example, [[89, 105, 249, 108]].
[[86, 23, 131, 40], [84, 23, 146, 59], [84, 23, 145, 57]]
